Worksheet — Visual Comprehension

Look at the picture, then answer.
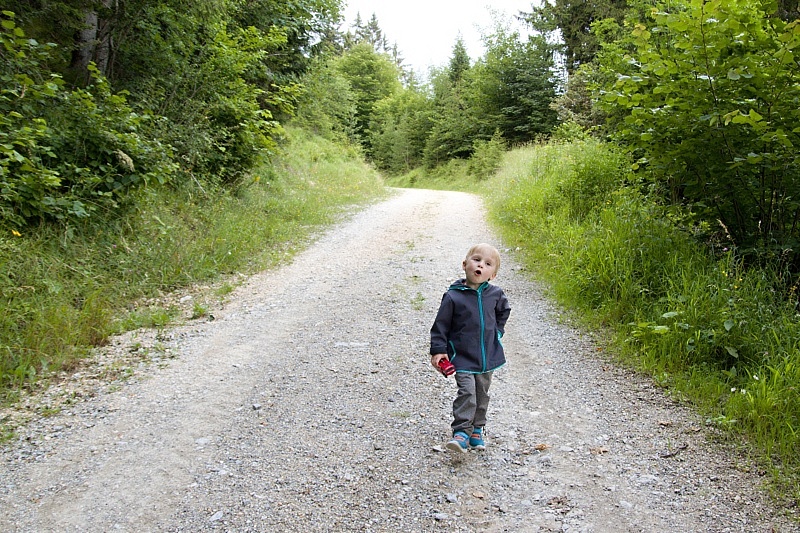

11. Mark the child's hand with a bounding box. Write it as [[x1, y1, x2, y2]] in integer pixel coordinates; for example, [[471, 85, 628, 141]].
[[431, 354, 447, 369], [432, 354, 455, 377]]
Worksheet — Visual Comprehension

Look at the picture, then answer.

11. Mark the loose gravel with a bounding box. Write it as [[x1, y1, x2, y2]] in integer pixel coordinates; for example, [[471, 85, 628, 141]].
[[1, 188, 797, 532]]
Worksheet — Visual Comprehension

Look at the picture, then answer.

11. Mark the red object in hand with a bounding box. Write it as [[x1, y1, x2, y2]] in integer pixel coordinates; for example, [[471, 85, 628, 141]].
[[437, 358, 455, 377]]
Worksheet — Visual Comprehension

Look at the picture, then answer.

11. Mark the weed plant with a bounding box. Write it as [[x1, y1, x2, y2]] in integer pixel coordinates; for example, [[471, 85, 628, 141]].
[[0, 127, 384, 401], [486, 139, 800, 499]]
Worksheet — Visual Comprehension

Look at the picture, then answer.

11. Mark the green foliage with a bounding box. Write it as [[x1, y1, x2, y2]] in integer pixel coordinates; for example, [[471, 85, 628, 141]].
[[383, 158, 479, 192], [116, 14, 288, 184], [293, 56, 358, 143], [487, 139, 800, 496], [231, 0, 343, 79], [422, 67, 480, 166], [0, 126, 384, 398], [550, 64, 607, 131], [596, 0, 800, 266], [421, 23, 558, 170], [369, 86, 432, 173], [5, 0, 344, 202], [0, 14, 176, 225], [0, 13, 63, 225], [448, 37, 471, 84], [550, 121, 592, 142], [334, 42, 402, 143], [472, 28, 559, 143], [467, 131, 506, 180], [525, 0, 629, 73]]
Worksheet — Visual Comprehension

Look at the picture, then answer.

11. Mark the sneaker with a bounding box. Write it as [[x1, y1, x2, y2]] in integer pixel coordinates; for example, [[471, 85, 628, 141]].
[[469, 428, 486, 450], [445, 431, 469, 453]]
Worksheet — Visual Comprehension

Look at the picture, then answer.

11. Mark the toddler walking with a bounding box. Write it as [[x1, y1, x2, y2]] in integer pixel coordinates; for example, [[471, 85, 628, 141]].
[[430, 243, 511, 452]]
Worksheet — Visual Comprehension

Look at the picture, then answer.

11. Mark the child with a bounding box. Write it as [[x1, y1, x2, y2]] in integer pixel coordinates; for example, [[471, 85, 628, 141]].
[[430, 243, 511, 453]]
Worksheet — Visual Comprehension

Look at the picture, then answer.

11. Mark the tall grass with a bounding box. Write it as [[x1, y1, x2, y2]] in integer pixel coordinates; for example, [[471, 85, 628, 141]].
[[0, 127, 385, 400], [485, 140, 800, 498]]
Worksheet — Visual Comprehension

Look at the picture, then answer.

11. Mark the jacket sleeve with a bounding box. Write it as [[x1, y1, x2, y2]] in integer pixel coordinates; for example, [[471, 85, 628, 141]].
[[495, 290, 511, 336], [430, 293, 453, 355]]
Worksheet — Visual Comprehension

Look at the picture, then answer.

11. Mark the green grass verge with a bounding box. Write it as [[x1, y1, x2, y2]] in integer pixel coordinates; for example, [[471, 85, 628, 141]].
[[383, 159, 486, 192], [484, 140, 800, 504], [0, 127, 385, 402]]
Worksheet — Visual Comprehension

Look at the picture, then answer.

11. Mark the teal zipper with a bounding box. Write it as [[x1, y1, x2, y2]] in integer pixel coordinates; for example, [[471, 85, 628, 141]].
[[450, 281, 489, 372], [477, 282, 486, 372]]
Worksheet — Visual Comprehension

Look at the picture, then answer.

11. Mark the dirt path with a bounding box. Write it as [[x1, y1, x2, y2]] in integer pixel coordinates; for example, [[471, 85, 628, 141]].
[[1, 189, 796, 532]]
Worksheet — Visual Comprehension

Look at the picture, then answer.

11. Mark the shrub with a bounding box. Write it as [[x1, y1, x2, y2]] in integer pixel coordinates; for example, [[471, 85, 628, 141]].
[[467, 131, 506, 180], [0, 14, 176, 225]]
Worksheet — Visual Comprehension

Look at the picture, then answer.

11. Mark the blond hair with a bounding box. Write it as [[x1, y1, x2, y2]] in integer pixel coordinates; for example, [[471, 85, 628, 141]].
[[465, 243, 501, 273]]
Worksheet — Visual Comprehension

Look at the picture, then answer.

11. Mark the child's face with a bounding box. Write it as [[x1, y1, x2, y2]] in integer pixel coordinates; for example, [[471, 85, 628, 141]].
[[462, 248, 499, 289]]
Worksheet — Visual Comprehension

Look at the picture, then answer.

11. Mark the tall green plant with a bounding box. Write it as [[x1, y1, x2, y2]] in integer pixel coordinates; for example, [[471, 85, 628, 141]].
[[524, 0, 629, 74], [473, 26, 559, 143], [0, 13, 175, 225], [0, 12, 63, 225], [597, 0, 800, 266], [293, 56, 358, 143]]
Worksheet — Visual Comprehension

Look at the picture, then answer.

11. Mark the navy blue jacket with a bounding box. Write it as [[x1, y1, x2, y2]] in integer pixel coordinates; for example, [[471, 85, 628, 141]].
[[430, 279, 511, 373]]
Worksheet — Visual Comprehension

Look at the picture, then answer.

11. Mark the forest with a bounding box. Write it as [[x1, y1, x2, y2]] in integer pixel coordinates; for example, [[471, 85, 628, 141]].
[[2, 0, 800, 499], [5, 0, 800, 258]]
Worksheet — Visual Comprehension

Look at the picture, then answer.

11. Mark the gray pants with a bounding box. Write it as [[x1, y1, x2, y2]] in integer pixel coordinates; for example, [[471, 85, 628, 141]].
[[452, 371, 493, 435]]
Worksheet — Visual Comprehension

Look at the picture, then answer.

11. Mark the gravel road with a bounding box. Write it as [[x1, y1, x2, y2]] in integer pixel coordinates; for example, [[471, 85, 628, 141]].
[[1, 188, 797, 532]]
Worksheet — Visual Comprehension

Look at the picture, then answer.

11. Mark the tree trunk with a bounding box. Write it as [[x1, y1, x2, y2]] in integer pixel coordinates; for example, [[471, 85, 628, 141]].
[[68, 1, 115, 85], [69, 10, 98, 85]]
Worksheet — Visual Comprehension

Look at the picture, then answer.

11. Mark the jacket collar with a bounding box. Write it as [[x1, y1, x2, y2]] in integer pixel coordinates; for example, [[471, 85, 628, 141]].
[[449, 279, 489, 292]]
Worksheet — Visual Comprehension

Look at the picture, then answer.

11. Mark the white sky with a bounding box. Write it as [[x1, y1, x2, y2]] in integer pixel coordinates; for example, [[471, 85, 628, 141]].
[[342, 1, 537, 74]]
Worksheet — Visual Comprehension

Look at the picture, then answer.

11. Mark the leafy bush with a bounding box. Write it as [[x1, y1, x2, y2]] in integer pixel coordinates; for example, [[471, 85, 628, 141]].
[[0, 13, 65, 225], [550, 121, 591, 143], [0, 14, 176, 225], [123, 23, 287, 187], [555, 139, 630, 220], [467, 131, 506, 180], [496, 139, 629, 223], [293, 56, 358, 143], [597, 0, 800, 267]]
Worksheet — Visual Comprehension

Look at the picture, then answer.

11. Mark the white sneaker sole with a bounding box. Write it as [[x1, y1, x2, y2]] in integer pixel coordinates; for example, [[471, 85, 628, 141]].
[[445, 440, 468, 453]]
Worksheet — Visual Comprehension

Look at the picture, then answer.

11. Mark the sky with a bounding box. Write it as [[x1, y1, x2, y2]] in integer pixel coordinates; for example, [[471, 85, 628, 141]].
[[342, 1, 537, 74]]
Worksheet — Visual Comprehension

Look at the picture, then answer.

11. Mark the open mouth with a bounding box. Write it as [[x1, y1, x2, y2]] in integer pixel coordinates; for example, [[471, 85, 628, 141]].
[[474, 269, 482, 276]]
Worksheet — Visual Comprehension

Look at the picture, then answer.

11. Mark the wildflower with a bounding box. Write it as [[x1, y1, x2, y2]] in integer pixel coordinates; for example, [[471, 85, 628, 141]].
[[731, 388, 736, 393], [12, 229, 21, 237], [753, 375, 759, 381]]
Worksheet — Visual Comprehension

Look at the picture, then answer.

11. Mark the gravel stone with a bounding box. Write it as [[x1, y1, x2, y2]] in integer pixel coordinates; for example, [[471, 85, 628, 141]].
[[0, 189, 797, 532]]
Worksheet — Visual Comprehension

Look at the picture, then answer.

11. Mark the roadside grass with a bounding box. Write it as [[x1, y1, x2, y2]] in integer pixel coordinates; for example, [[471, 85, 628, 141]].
[[383, 159, 485, 192], [484, 140, 800, 504], [0, 127, 385, 402]]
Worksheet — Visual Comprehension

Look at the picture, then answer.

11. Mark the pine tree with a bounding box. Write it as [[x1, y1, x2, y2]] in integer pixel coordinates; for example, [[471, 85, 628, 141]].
[[448, 36, 471, 85]]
